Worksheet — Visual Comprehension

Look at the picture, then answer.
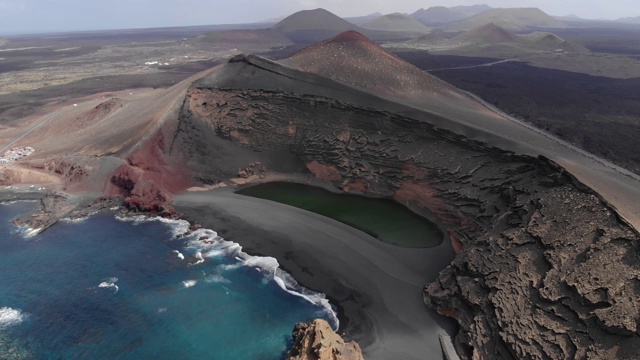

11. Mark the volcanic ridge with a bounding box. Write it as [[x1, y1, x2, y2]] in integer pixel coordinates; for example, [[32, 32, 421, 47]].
[[445, 7, 569, 31], [411, 5, 492, 26], [361, 13, 431, 34]]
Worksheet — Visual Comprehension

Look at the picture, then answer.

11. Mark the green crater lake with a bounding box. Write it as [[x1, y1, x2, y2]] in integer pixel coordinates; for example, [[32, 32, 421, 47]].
[[237, 182, 442, 248]]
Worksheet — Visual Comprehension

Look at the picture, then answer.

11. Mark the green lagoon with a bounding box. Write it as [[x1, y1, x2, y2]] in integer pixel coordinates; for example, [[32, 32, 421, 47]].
[[237, 182, 442, 248]]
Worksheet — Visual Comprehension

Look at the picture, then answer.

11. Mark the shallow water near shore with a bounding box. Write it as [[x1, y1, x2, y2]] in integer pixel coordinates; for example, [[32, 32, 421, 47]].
[[238, 182, 443, 248], [0, 201, 335, 359]]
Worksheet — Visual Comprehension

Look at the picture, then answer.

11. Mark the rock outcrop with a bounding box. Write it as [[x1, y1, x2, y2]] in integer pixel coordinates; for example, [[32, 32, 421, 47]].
[[287, 319, 364, 360], [108, 113, 191, 216], [425, 178, 640, 359]]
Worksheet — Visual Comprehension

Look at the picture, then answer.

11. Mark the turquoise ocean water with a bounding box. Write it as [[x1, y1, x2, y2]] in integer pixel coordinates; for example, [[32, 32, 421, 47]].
[[0, 201, 336, 359]]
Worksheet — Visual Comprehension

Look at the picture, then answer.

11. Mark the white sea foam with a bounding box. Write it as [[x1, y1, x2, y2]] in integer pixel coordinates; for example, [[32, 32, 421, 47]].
[[60, 214, 93, 223], [192, 252, 205, 265], [11, 225, 41, 239], [98, 277, 119, 293], [217, 263, 242, 271], [60, 217, 87, 223], [183, 226, 340, 330], [273, 270, 337, 328], [182, 280, 197, 288], [115, 215, 340, 330], [0, 199, 39, 206], [172, 250, 185, 260], [115, 215, 191, 239], [0, 307, 28, 329]]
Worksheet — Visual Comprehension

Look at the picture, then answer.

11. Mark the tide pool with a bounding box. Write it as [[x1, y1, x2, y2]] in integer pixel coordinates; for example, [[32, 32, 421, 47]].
[[0, 201, 335, 359]]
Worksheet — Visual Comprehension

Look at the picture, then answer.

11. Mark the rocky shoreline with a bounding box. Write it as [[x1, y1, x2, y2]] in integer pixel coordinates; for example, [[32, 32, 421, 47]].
[[0, 189, 368, 359]]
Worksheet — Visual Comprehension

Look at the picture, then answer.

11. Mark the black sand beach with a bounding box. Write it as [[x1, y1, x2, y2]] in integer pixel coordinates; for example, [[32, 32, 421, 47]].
[[173, 186, 457, 360]]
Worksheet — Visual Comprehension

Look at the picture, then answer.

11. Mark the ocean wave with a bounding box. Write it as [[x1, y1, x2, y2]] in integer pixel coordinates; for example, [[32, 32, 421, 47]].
[[172, 250, 185, 260], [182, 280, 197, 288], [98, 277, 119, 293], [0, 307, 28, 329], [181, 226, 339, 330], [11, 225, 41, 239], [115, 215, 191, 239], [192, 252, 205, 265], [60, 213, 97, 223], [115, 215, 340, 330], [272, 270, 338, 329], [0, 200, 39, 206]]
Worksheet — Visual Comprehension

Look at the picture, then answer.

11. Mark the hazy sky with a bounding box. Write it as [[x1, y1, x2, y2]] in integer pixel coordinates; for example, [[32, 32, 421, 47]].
[[0, 0, 638, 35]]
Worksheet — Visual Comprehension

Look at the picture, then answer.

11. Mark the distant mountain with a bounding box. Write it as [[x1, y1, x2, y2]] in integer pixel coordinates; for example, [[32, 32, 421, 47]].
[[452, 23, 521, 44], [345, 12, 383, 26], [411, 5, 492, 26], [361, 13, 431, 34], [449, 4, 493, 16], [553, 14, 595, 22], [405, 32, 448, 46], [393, 23, 587, 55], [273, 8, 360, 42], [520, 31, 589, 52], [411, 7, 468, 25], [444, 8, 569, 31], [617, 16, 640, 24]]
